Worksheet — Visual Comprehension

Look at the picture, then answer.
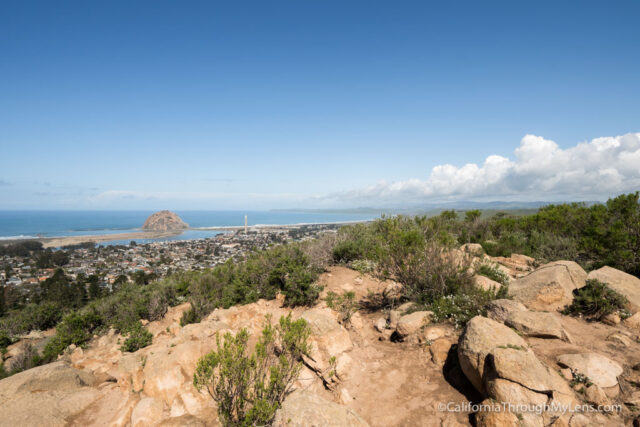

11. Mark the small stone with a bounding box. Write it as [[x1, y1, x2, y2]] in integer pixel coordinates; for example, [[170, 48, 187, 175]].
[[382, 281, 403, 301], [560, 368, 573, 380], [606, 333, 632, 347], [602, 313, 621, 326], [388, 310, 401, 329], [396, 302, 415, 313], [584, 384, 610, 408], [429, 338, 452, 365], [396, 311, 432, 337], [373, 317, 387, 333]]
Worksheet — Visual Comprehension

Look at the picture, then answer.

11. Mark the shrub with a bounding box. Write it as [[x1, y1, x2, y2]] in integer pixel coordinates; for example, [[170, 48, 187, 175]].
[[563, 279, 628, 320], [281, 266, 322, 307], [0, 329, 13, 351], [332, 240, 364, 263], [193, 314, 310, 426], [300, 233, 338, 271], [6, 343, 40, 373], [42, 309, 103, 361], [325, 291, 358, 324], [476, 263, 510, 286], [121, 323, 153, 352], [429, 287, 505, 328], [180, 307, 200, 327], [388, 242, 475, 305], [349, 259, 376, 274]]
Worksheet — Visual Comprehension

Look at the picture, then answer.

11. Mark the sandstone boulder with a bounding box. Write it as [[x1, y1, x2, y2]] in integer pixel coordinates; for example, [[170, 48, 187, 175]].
[[382, 281, 403, 301], [485, 299, 527, 323], [131, 397, 165, 427], [490, 347, 571, 395], [460, 243, 484, 257], [504, 310, 569, 341], [396, 311, 432, 337], [0, 361, 102, 426], [429, 338, 453, 365], [474, 275, 502, 291], [457, 316, 528, 394], [556, 353, 623, 388], [301, 308, 353, 385], [508, 261, 587, 311], [373, 317, 387, 332], [273, 390, 369, 426], [588, 266, 640, 311]]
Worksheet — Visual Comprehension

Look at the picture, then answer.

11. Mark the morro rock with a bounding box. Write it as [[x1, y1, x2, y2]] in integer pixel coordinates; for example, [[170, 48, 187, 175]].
[[142, 210, 188, 232]]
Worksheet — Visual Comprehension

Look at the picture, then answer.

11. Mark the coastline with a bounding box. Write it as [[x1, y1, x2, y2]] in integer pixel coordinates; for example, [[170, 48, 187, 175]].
[[3, 219, 373, 249], [40, 231, 181, 248]]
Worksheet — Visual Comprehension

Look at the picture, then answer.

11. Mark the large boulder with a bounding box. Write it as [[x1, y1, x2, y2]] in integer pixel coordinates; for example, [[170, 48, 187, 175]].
[[485, 299, 527, 323], [301, 308, 353, 385], [0, 361, 102, 426], [130, 397, 165, 427], [457, 316, 528, 394], [588, 266, 640, 312], [273, 390, 369, 426], [489, 347, 572, 395], [556, 353, 623, 389], [504, 311, 570, 341], [508, 261, 587, 311], [273, 390, 369, 427]]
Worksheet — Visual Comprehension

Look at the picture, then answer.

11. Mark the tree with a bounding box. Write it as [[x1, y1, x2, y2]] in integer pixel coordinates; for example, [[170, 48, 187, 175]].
[[87, 275, 102, 300], [465, 210, 481, 223], [0, 285, 5, 317]]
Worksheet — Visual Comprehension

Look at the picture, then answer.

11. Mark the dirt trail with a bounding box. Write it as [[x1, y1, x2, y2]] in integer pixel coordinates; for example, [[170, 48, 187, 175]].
[[320, 267, 471, 426]]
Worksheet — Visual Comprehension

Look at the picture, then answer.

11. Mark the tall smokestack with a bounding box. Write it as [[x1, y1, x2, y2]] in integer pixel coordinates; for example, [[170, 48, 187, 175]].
[[244, 215, 248, 234]]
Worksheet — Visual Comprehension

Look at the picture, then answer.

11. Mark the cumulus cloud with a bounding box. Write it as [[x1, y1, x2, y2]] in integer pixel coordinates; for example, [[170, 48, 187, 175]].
[[327, 132, 640, 204]]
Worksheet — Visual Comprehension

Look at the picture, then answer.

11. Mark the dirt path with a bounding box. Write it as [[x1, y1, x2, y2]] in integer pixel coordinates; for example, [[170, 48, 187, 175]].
[[320, 267, 472, 426]]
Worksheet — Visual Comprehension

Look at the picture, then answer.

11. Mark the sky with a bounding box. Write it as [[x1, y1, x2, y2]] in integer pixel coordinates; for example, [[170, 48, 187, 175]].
[[1, 0, 639, 210]]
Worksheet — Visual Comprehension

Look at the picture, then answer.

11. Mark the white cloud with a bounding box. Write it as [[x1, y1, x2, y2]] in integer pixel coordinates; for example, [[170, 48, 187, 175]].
[[328, 132, 640, 204]]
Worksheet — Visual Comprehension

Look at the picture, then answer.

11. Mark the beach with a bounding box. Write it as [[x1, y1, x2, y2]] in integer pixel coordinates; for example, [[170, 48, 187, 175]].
[[40, 231, 181, 248]]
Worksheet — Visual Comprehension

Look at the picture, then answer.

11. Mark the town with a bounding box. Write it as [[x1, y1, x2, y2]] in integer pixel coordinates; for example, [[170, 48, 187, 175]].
[[0, 224, 340, 307]]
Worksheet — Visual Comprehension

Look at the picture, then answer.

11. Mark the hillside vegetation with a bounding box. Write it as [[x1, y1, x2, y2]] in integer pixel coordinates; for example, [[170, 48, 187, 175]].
[[1, 192, 639, 380]]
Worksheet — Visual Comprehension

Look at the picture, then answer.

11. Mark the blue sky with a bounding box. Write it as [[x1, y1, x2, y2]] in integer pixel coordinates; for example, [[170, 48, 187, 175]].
[[1, 0, 639, 210]]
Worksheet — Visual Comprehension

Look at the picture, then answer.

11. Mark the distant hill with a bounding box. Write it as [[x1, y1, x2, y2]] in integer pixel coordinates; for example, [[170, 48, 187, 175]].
[[142, 210, 188, 232], [274, 200, 601, 217]]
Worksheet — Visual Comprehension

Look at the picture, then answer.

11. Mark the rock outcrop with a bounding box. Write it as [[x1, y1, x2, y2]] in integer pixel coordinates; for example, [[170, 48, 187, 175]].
[[508, 260, 587, 311], [142, 210, 188, 232], [556, 353, 623, 389], [4, 261, 640, 426], [273, 390, 370, 427]]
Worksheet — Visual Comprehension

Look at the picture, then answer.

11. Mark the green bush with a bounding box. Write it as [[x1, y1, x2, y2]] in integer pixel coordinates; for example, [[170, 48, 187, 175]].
[[42, 309, 103, 361], [193, 314, 310, 426], [325, 291, 358, 324], [429, 287, 507, 328], [562, 279, 628, 320], [121, 323, 153, 352], [180, 307, 200, 327], [332, 240, 365, 263], [182, 244, 322, 322], [476, 263, 510, 286]]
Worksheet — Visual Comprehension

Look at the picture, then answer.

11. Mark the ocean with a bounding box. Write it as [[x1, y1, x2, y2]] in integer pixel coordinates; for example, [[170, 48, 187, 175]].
[[0, 210, 379, 245]]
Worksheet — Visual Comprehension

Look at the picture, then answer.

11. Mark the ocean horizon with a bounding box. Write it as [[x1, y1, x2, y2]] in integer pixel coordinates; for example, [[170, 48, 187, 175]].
[[0, 210, 379, 243]]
